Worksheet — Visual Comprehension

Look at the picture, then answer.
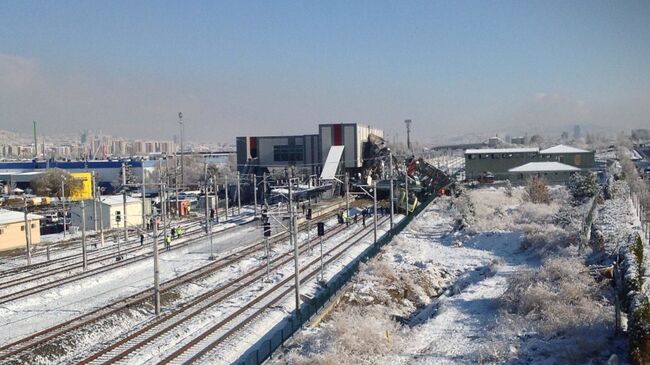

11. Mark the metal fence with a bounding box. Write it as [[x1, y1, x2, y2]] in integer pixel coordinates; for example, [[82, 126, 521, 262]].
[[235, 195, 435, 365]]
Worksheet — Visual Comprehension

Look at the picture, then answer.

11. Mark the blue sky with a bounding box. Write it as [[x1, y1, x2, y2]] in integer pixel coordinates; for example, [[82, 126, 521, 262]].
[[1, 0, 649, 143]]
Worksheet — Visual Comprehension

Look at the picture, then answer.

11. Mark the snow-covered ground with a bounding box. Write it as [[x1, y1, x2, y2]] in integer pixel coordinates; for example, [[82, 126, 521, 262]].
[[274, 187, 624, 365]]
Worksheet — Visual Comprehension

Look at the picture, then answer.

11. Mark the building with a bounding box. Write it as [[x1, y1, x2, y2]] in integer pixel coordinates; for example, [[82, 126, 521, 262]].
[[0, 208, 43, 251], [0, 160, 157, 193], [508, 162, 581, 184], [71, 195, 142, 230], [236, 123, 384, 174], [465, 144, 595, 181]]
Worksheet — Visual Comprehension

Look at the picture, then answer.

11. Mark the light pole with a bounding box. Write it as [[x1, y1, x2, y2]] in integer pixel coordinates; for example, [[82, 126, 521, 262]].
[[92, 171, 98, 231], [345, 172, 350, 219], [405, 164, 409, 216], [141, 163, 146, 232]]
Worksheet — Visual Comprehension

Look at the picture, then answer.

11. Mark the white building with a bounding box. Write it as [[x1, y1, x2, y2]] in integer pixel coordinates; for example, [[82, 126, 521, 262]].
[[70, 195, 142, 231]]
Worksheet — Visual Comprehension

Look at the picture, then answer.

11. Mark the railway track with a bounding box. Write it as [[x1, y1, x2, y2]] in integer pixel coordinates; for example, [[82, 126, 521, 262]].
[[0, 208, 348, 363], [0, 216, 253, 305], [0, 216, 208, 280], [156, 217, 387, 365]]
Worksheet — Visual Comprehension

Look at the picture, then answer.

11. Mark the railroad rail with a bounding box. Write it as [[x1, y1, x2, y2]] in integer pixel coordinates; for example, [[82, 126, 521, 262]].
[[0, 216, 253, 305], [0, 215, 208, 279], [159, 216, 387, 365], [0, 208, 349, 363]]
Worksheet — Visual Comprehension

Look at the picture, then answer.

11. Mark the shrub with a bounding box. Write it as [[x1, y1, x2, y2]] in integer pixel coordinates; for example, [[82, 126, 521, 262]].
[[524, 176, 551, 204]]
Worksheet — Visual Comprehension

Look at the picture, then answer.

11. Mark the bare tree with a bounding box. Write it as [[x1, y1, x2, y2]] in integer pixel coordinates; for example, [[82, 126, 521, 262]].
[[31, 168, 83, 198], [524, 176, 551, 204]]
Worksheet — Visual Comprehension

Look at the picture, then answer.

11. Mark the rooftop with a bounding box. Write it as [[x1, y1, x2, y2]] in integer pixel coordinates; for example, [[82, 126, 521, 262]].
[[465, 147, 539, 154], [508, 162, 581, 173], [97, 195, 140, 206], [540, 144, 590, 154], [0, 209, 43, 225]]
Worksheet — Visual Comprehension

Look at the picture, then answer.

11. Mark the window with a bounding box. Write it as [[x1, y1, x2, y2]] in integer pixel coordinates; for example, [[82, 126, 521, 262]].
[[31, 223, 36, 228], [467, 154, 474, 160], [502, 153, 509, 159], [21, 225, 25, 231], [273, 145, 304, 162]]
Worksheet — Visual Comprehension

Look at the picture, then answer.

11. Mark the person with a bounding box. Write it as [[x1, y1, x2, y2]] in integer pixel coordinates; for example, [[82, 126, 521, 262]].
[[165, 235, 171, 250], [302, 203, 306, 214], [140, 233, 144, 246], [362, 213, 366, 227], [171, 227, 177, 239], [210, 208, 215, 220], [354, 214, 358, 224], [177, 227, 183, 237]]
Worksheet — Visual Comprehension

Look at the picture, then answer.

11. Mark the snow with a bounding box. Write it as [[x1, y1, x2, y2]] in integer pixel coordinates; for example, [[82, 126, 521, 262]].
[[274, 187, 623, 365], [508, 161, 580, 172], [539, 144, 590, 154], [465, 148, 539, 155], [0, 208, 43, 224]]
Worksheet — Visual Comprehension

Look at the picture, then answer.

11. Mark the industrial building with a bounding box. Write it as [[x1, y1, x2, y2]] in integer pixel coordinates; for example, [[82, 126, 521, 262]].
[[0, 160, 157, 193], [465, 144, 595, 182], [236, 123, 384, 175], [0, 208, 43, 251]]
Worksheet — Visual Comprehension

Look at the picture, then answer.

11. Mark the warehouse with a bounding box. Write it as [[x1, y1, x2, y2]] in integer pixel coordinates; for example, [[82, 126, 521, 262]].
[[464, 144, 595, 181], [236, 122, 384, 175], [507, 162, 581, 184], [0, 208, 43, 251]]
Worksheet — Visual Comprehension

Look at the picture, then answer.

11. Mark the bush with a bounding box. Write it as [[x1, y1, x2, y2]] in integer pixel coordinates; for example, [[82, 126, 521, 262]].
[[568, 172, 599, 200], [498, 257, 614, 362], [524, 176, 551, 204]]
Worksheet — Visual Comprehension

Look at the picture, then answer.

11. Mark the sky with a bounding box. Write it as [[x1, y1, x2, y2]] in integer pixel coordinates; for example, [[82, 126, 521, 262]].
[[1, 0, 649, 145]]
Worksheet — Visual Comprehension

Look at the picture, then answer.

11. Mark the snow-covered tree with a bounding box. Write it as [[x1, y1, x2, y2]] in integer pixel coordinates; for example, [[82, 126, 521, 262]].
[[524, 176, 551, 204], [567, 172, 598, 200]]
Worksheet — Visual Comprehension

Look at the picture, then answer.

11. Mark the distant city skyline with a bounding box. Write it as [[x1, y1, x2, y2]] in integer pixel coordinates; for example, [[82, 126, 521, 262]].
[[1, 1, 649, 144]]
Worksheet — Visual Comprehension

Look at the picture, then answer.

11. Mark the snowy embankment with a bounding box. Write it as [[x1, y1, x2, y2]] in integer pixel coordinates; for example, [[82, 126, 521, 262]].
[[274, 187, 623, 364]]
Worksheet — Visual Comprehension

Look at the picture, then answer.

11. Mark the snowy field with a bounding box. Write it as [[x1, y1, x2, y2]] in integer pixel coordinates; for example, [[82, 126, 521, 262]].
[[275, 186, 627, 365]]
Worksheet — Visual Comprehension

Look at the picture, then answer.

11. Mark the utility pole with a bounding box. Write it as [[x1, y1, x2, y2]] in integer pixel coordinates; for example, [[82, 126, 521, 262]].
[[80, 200, 87, 270], [318, 222, 325, 281], [141, 164, 146, 232], [204, 160, 215, 260], [61, 179, 67, 238], [178, 112, 184, 187], [373, 181, 378, 244], [236, 171, 241, 215], [252, 174, 258, 218], [92, 171, 98, 231], [23, 199, 32, 265], [345, 172, 350, 219], [96, 185, 105, 247], [153, 216, 160, 315], [289, 175, 300, 314], [160, 179, 167, 239], [389, 149, 394, 230], [122, 163, 128, 241], [224, 175, 229, 221]]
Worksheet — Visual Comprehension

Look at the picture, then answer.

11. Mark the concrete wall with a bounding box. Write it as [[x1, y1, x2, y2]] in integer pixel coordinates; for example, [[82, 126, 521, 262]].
[[0, 218, 41, 251]]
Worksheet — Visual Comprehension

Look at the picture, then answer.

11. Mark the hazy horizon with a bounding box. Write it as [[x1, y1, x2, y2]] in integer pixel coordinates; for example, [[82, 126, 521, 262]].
[[1, 1, 649, 144]]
